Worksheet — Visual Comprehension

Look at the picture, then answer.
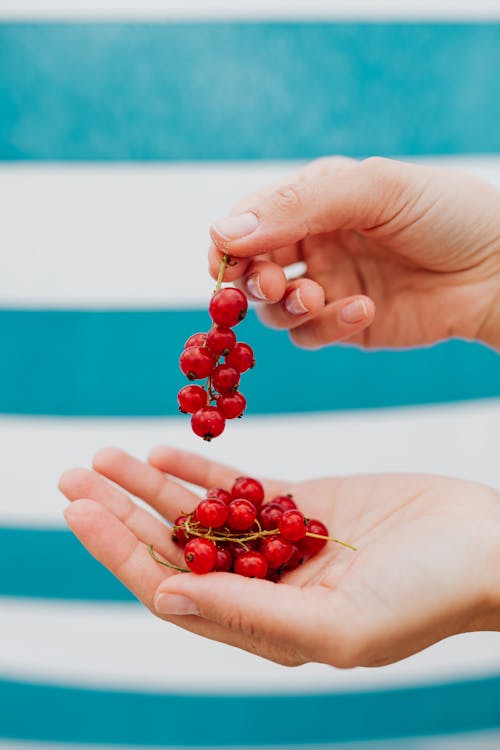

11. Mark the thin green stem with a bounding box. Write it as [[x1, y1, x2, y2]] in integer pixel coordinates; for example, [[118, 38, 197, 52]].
[[214, 254, 229, 294], [148, 544, 190, 572]]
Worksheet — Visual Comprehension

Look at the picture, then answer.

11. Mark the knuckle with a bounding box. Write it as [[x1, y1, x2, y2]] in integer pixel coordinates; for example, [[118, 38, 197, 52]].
[[273, 183, 306, 214], [360, 156, 404, 191]]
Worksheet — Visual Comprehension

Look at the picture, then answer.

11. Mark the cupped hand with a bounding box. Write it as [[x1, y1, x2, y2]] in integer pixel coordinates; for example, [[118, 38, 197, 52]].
[[59, 446, 500, 668], [208, 157, 500, 350]]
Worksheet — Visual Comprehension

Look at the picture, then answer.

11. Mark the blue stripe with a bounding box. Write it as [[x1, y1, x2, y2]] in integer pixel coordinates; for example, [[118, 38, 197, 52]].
[[1, 23, 500, 160], [0, 310, 499, 416], [0, 674, 499, 744]]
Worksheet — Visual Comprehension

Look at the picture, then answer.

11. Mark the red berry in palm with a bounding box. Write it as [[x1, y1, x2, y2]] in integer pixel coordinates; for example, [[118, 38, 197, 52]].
[[184, 332, 207, 348], [191, 406, 225, 441], [278, 509, 308, 541], [258, 502, 284, 531], [206, 487, 232, 505], [172, 515, 190, 547], [231, 477, 265, 509], [196, 498, 229, 529], [282, 543, 305, 571], [180, 346, 215, 380], [214, 546, 233, 572], [207, 326, 236, 356], [209, 288, 248, 328], [211, 364, 240, 394], [177, 384, 207, 414], [234, 551, 268, 579], [184, 538, 217, 574], [225, 342, 255, 373], [300, 519, 329, 556], [261, 535, 293, 568], [226, 539, 259, 559], [272, 494, 297, 511], [217, 391, 246, 419], [227, 498, 257, 531], [265, 568, 281, 583]]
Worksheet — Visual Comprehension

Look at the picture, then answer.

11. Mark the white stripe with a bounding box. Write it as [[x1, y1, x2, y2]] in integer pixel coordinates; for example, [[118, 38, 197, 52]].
[[1, 156, 500, 308], [0, 398, 498, 525], [0, 596, 499, 692], [1, 0, 500, 21]]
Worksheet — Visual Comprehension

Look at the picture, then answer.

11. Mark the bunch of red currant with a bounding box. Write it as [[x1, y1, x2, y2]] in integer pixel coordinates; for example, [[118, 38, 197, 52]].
[[149, 476, 355, 579], [178, 256, 255, 441]]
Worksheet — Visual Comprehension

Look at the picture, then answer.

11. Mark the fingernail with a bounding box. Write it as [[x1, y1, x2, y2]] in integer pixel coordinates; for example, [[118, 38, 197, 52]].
[[246, 273, 267, 300], [340, 299, 369, 324], [212, 212, 259, 241], [285, 288, 308, 315], [155, 593, 199, 616]]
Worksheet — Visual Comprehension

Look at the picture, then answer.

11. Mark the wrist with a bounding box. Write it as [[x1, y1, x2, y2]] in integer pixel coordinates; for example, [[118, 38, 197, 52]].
[[466, 488, 500, 632]]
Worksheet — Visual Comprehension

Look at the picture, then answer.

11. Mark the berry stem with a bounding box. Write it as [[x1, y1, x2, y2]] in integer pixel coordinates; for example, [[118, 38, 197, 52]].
[[148, 544, 190, 572], [305, 532, 357, 551], [214, 254, 229, 294]]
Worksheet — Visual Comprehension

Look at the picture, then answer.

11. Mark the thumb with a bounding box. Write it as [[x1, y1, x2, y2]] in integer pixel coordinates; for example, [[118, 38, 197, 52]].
[[210, 157, 412, 257], [154, 572, 350, 666]]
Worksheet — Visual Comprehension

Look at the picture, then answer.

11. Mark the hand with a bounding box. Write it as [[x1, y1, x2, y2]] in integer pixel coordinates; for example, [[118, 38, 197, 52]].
[[208, 156, 500, 350], [59, 446, 500, 668]]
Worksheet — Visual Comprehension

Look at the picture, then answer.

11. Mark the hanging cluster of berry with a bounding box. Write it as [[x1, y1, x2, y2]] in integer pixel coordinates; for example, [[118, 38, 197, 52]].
[[178, 255, 255, 441], [149, 476, 355, 580]]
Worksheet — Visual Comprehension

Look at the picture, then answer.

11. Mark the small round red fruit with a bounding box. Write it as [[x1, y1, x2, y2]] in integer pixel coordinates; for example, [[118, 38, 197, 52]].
[[211, 364, 240, 394], [282, 543, 305, 571], [184, 332, 207, 348], [207, 326, 236, 357], [278, 509, 308, 541], [177, 385, 207, 414], [225, 342, 255, 373], [226, 539, 259, 559], [227, 498, 257, 531], [234, 551, 268, 579], [214, 546, 233, 572], [180, 346, 215, 380], [271, 494, 297, 511], [206, 487, 232, 505], [258, 502, 283, 531], [216, 391, 246, 419], [300, 519, 329, 556], [184, 538, 217, 574], [261, 535, 293, 568], [171, 515, 190, 547], [209, 288, 248, 328], [195, 498, 229, 529], [191, 407, 225, 441], [231, 477, 265, 509]]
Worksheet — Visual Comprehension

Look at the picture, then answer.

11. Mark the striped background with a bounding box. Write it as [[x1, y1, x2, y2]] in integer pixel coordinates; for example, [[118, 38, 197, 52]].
[[0, 2, 499, 747]]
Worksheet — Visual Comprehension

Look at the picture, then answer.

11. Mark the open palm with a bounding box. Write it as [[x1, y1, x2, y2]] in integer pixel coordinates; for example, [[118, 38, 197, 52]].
[[60, 446, 500, 668]]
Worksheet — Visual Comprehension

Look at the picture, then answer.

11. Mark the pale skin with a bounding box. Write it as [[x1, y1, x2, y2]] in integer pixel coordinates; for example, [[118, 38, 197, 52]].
[[60, 156, 500, 668], [60, 448, 500, 669]]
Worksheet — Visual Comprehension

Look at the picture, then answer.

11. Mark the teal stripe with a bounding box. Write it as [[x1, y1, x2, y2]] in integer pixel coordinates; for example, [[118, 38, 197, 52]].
[[1, 23, 500, 160], [0, 674, 499, 744], [0, 310, 499, 416]]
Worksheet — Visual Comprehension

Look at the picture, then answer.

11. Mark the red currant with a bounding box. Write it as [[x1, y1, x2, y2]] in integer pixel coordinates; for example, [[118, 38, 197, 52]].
[[216, 391, 247, 419], [258, 502, 283, 531], [171, 515, 190, 547], [278, 509, 308, 541], [180, 346, 215, 380], [265, 568, 281, 583], [184, 332, 207, 348], [260, 535, 293, 568], [231, 477, 265, 509], [207, 326, 236, 357], [226, 539, 259, 559], [281, 543, 305, 571], [300, 519, 329, 556], [234, 551, 268, 579], [211, 364, 240, 394], [206, 487, 232, 505], [227, 498, 257, 531], [272, 494, 297, 511], [225, 342, 255, 373], [209, 288, 248, 328], [214, 546, 233, 572], [177, 384, 207, 414], [195, 498, 229, 529], [184, 538, 217, 574], [191, 406, 225, 441]]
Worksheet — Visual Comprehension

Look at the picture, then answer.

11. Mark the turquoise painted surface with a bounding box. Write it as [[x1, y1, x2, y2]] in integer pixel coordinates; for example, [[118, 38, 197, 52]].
[[0, 674, 499, 744], [0, 310, 498, 416], [1, 23, 500, 160]]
